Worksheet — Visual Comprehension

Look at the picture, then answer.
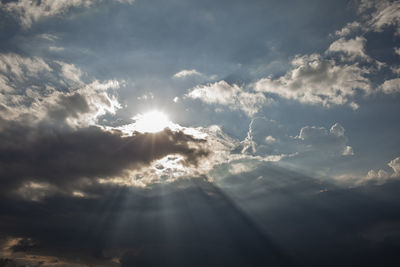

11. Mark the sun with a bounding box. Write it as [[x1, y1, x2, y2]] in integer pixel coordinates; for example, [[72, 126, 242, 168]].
[[132, 110, 172, 133]]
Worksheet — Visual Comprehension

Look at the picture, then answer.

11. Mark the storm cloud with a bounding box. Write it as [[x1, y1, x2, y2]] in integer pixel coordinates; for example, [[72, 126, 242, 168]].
[[0, 117, 209, 198]]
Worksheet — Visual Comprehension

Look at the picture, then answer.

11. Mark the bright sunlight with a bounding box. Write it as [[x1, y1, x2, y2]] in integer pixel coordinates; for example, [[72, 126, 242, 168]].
[[131, 110, 172, 133]]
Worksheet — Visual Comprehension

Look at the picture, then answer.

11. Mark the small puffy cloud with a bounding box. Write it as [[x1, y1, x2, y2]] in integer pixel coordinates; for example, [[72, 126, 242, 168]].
[[365, 169, 391, 185], [389, 157, 400, 176], [254, 54, 370, 109], [395, 47, 400, 56], [240, 117, 353, 173], [229, 162, 256, 175], [55, 60, 83, 84], [379, 78, 400, 94], [265, 136, 276, 143], [241, 117, 289, 156], [48, 46, 65, 52], [327, 36, 370, 61], [137, 92, 154, 100], [187, 81, 240, 105], [361, 156, 400, 185], [186, 80, 268, 116], [297, 123, 354, 157], [173, 69, 202, 78], [335, 21, 362, 37], [343, 146, 355, 156]]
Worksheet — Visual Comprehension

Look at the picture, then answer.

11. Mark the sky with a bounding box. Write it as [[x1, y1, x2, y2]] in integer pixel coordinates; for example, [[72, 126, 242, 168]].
[[0, 0, 400, 266]]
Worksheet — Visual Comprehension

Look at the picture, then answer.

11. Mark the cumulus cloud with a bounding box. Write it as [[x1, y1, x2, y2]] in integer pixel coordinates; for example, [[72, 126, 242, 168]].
[[327, 36, 370, 61], [239, 117, 353, 174], [389, 157, 400, 176], [254, 54, 370, 109], [0, 0, 134, 28], [354, 0, 400, 35], [0, 53, 52, 83], [335, 21, 362, 37], [379, 78, 400, 94], [253, 0, 400, 110], [186, 80, 269, 116], [173, 69, 203, 78], [0, 118, 210, 198], [55, 60, 83, 84], [0, 53, 121, 126], [0, 51, 215, 198], [296, 123, 354, 157], [361, 156, 400, 185]]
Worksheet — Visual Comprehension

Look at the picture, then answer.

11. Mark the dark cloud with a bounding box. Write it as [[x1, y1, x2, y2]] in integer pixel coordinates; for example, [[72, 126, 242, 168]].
[[0, 117, 209, 196], [46, 92, 90, 121], [1, 164, 400, 266]]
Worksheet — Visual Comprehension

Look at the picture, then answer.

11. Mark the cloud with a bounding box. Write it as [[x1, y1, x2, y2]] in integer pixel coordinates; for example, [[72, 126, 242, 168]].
[[173, 69, 203, 78], [296, 123, 354, 157], [0, 53, 121, 126], [335, 21, 362, 37], [0, 51, 214, 196], [361, 156, 400, 185], [186, 80, 269, 116], [252, 0, 400, 110], [327, 36, 371, 61], [0, 53, 52, 83], [0, 0, 134, 28], [0, 118, 209, 199], [55, 60, 83, 84], [254, 54, 370, 109], [389, 157, 400, 176], [368, 0, 400, 35], [379, 78, 400, 94], [239, 117, 354, 175]]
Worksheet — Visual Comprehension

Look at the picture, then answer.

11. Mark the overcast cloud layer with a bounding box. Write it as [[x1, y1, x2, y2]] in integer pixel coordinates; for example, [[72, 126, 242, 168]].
[[0, 0, 400, 266]]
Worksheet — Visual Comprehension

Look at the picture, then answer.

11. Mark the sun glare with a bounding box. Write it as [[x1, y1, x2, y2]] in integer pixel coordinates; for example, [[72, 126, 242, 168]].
[[132, 110, 172, 133]]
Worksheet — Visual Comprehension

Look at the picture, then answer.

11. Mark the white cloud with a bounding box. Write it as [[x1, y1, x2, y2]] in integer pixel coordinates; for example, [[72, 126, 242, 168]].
[[327, 36, 370, 61], [343, 146, 355, 156], [365, 169, 390, 185], [173, 69, 202, 78], [49, 46, 65, 52], [395, 47, 400, 56], [186, 80, 269, 116], [240, 118, 353, 174], [137, 92, 154, 100], [1, 0, 134, 28], [0, 53, 52, 82], [229, 162, 256, 174], [335, 22, 362, 37], [369, 0, 400, 35], [254, 54, 370, 109], [361, 156, 400, 185], [296, 123, 353, 157], [379, 78, 400, 94], [56, 61, 83, 84], [389, 157, 400, 176], [265, 135, 276, 143], [0, 53, 121, 126]]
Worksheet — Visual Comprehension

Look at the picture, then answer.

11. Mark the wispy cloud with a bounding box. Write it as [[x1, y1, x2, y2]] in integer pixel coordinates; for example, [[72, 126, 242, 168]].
[[186, 80, 270, 116]]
